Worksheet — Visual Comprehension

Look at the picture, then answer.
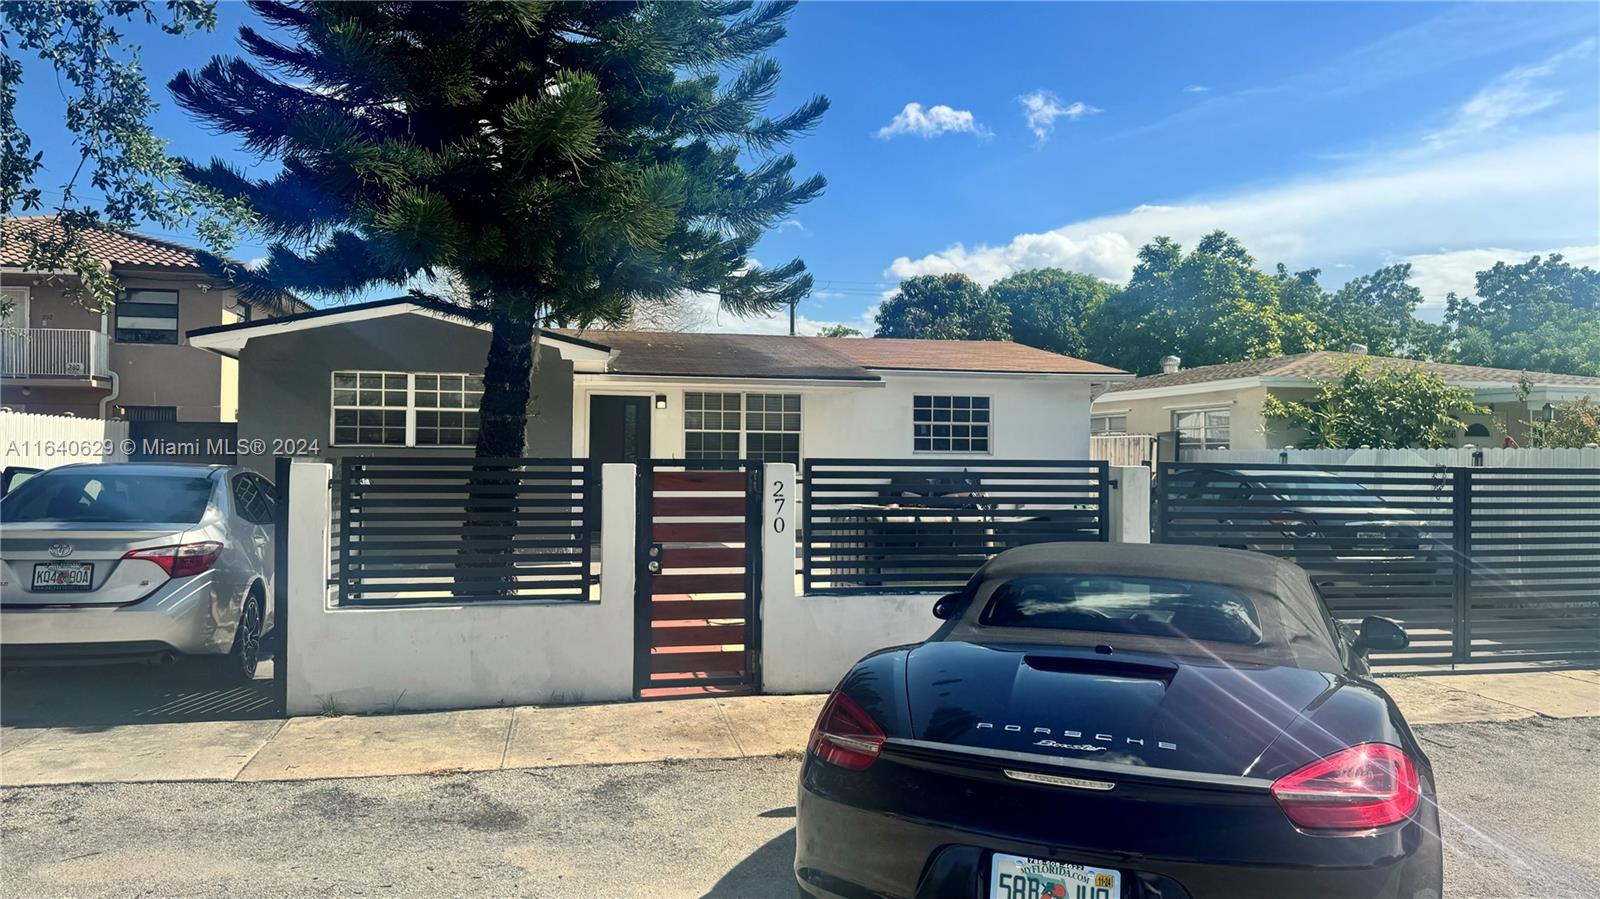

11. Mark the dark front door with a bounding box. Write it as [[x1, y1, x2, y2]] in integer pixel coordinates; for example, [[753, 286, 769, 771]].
[[589, 395, 651, 464]]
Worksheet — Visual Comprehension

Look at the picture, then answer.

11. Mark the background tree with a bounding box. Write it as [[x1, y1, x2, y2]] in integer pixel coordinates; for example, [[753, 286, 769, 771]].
[[1525, 397, 1600, 448], [1084, 231, 1312, 373], [1263, 359, 1487, 449], [815, 323, 861, 338], [1445, 255, 1600, 377], [985, 268, 1108, 357], [172, 0, 827, 457], [874, 273, 1009, 340], [2, 1, 246, 312], [1276, 262, 1442, 358]]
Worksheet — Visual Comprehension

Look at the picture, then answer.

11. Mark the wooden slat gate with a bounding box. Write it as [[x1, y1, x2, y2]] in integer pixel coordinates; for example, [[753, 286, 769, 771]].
[[635, 461, 763, 696]]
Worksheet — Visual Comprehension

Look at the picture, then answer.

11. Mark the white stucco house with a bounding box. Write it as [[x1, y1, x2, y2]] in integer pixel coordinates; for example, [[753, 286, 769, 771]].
[[187, 296, 1131, 469]]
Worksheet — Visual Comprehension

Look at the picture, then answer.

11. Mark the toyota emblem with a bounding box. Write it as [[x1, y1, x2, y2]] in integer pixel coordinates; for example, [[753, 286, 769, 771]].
[[48, 543, 73, 558]]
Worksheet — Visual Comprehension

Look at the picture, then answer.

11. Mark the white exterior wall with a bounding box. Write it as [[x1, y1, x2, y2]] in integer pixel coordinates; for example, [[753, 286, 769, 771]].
[[571, 372, 1095, 461], [759, 463, 943, 694], [284, 461, 636, 715]]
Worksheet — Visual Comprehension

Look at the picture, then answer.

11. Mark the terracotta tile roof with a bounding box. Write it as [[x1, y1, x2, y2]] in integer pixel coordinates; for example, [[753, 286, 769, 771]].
[[1105, 351, 1600, 393], [2, 216, 211, 270], [554, 329, 1127, 380]]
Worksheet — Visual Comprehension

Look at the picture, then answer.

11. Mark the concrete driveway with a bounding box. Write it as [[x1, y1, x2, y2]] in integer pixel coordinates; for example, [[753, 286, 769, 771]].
[[1, 715, 1596, 898]]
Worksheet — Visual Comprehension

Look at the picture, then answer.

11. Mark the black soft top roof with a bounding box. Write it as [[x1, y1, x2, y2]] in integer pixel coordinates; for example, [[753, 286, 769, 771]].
[[954, 543, 1344, 672]]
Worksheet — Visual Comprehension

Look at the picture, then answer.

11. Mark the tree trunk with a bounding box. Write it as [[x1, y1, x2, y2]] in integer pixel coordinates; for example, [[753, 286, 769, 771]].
[[474, 309, 536, 458], [458, 308, 537, 596]]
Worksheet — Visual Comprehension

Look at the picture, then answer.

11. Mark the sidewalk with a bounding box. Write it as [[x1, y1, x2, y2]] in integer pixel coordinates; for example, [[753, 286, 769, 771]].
[[2, 671, 1595, 788]]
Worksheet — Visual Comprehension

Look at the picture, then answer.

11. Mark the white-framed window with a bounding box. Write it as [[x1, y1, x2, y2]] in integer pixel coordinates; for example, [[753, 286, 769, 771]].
[[684, 392, 743, 460], [684, 391, 802, 463], [913, 394, 991, 453], [1091, 413, 1129, 435], [1175, 408, 1230, 451], [414, 374, 485, 447], [114, 289, 179, 344], [744, 393, 801, 464], [331, 371, 483, 447]]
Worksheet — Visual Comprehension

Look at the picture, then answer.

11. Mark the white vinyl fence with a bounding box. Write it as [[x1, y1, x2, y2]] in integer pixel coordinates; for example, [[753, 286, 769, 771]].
[[1189, 447, 1600, 468], [1091, 434, 1157, 469], [0, 410, 130, 470]]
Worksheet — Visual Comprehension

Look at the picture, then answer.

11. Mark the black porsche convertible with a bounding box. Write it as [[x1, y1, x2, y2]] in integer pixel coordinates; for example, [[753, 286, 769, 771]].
[[795, 543, 1442, 899]]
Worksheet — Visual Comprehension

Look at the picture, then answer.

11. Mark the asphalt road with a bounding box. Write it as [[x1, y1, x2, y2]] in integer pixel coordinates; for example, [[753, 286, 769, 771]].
[[1, 716, 1595, 899]]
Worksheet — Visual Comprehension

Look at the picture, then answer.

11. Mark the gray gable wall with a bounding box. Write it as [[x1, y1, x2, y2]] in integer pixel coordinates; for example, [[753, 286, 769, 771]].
[[236, 313, 573, 473]]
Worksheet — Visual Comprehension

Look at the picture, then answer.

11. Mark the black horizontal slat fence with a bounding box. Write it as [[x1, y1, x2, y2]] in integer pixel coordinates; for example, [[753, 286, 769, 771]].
[[1157, 462, 1600, 671], [803, 458, 1109, 594], [336, 457, 594, 605], [1464, 467, 1600, 669]]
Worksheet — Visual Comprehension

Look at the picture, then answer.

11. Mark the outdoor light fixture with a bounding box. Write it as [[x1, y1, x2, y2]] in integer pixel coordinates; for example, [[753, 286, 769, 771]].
[[655, 394, 668, 410], [1541, 403, 1556, 423]]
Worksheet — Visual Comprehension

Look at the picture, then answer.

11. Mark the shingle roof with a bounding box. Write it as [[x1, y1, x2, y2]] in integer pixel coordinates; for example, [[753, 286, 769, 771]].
[[1104, 351, 1600, 393], [2, 216, 208, 270], [556, 329, 1127, 379]]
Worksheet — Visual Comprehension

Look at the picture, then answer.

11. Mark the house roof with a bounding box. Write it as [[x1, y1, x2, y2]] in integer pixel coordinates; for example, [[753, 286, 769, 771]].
[[1102, 350, 1600, 395], [3, 216, 211, 271], [3, 216, 312, 313], [186, 296, 1130, 380], [556, 329, 1127, 380]]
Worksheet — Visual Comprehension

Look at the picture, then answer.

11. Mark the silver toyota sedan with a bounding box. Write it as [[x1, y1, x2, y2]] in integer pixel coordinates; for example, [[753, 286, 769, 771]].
[[0, 463, 276, 681]]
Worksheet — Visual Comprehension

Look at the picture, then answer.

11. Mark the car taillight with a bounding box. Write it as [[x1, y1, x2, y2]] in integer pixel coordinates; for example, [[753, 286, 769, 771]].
[[1271, 742, 1420, 831], [808, 691, 886, 771], [123, 542, 225, 578]]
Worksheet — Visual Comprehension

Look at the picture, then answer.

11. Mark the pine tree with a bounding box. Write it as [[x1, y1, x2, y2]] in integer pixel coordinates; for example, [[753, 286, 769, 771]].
[[171, 0, 827, 456]]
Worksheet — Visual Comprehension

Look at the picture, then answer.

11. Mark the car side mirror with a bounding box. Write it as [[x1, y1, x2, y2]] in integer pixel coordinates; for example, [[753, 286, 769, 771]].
[[1355, 616, 1408, 654], [932, 592, 962, 620]]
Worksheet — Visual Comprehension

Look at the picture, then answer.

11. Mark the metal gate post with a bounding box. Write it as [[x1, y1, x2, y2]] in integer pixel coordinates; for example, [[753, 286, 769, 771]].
[[745, 462, 765, 692], [1153, 463, 1170, 544], [632, 461, 654, 696], [272, 456, 291, 716], [1096, 461, 1112, 542], [1451, 468, 1472, 664]]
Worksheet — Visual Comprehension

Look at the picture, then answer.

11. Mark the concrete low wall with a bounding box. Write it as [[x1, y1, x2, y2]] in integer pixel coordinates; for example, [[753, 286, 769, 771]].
[[284, 461, 636, 715], [758, 463, 942, 694]]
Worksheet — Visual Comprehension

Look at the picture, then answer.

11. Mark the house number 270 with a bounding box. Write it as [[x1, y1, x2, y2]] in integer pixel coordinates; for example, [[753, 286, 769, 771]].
[[771, 479, 787, 533]]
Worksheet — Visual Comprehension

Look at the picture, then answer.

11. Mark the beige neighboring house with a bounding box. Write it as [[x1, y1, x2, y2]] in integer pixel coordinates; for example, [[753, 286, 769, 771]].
[[0, 217, 305, 421], [1091, 348, 1600, 454]]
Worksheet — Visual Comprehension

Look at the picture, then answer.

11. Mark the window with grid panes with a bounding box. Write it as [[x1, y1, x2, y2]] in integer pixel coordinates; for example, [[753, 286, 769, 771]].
[[744, 393, 801, 463], [1174, 408, 1230, 451], [913, 394, 991, 453], [332, 372, 408, 445], [684, 392, 743, 459], [414, 374, 485, 446]]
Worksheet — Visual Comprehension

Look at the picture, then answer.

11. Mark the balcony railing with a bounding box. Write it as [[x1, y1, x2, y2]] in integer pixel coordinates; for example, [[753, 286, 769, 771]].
[[0, 328, 111, 379]]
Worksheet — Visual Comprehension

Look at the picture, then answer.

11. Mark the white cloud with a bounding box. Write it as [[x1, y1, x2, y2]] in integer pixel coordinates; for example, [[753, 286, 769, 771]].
[[1182, 84, 1210, 94], [875, 102, 991, 140], [1017, 90, 1101, 143], [628, 290, 875, 337], [1401, 244, 1600, 307], [885, 131, 1600, 306], [1424, 38, 1596, 147]]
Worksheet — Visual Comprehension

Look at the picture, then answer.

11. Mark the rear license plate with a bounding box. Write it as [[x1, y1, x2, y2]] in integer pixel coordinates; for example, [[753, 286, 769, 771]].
[[32, 562, 94, 591], [990, 853, 1120, 899]]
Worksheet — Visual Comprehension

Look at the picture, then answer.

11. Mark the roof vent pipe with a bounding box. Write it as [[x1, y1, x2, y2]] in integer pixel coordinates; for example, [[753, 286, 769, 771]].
[[1160, 355, 1181, 374], [1348, 343, 1368, 355]]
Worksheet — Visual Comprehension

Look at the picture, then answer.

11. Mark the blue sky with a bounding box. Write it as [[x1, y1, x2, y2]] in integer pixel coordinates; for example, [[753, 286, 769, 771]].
[[12, 2, 1600, 335]]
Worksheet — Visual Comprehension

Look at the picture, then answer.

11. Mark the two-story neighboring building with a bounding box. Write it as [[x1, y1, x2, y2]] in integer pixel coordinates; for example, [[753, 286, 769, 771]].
[[1, 217, 305, 421]]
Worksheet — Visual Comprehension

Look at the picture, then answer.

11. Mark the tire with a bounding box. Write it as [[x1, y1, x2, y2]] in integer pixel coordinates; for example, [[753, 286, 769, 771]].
[[210, 591, 265, 683]]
